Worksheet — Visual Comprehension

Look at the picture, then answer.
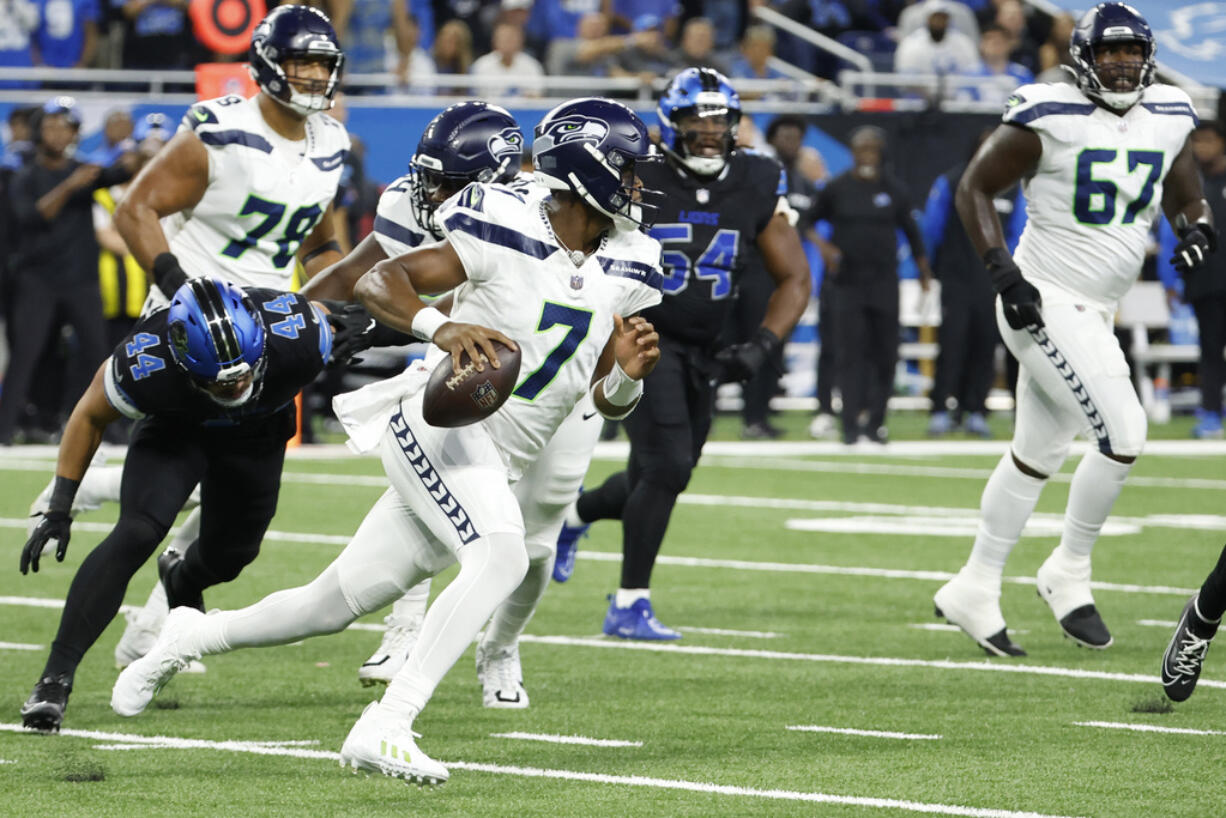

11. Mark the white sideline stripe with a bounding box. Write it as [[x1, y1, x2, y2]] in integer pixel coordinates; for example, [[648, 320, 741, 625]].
[[0, 642, 42, 651], [517, 635, 1226, 691], [0, 759, 15, 764], [678, 626, 782, 638], [787, 725, 942, 741], [491, 732, 643, 748], [1137, 619, 1179, 628], [1075, 721, 1226, 737], [0, 724, 1082, 818], [908, 624, 1030, 635]]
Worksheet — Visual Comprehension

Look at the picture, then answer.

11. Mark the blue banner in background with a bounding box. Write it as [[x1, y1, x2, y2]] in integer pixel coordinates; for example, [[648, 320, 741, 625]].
[[1125, 1, 1226, 88]]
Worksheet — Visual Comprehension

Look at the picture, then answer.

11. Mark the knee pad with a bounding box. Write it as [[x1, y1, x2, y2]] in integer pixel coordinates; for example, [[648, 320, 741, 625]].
[[110, 513, 172, 559], [523, 533, 555, 565], [1010, 438, 1070, 479], [639, 455, 693, 496], [1100, 398, 1147, 459]]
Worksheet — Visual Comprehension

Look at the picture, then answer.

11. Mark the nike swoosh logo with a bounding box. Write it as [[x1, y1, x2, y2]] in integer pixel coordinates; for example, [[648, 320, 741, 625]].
[[617, 626, 635, 636], [582, 411, 599, 421], [193, 109, 208, 121]]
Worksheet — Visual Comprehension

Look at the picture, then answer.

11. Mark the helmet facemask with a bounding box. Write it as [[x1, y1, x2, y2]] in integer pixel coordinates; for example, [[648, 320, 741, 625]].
[[254, 47, 344, 116], [662, 92, 739, 177]]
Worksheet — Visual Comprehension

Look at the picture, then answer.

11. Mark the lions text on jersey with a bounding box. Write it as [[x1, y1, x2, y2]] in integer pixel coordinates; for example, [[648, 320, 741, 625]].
[[1004, 82, 1198, 311], [158, 95, 350, 303]]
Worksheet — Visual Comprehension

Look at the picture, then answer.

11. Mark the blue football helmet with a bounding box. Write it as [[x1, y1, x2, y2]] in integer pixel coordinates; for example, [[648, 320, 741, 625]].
[[657, 68, 741, 177], [410, 102, 523, 239], [168, 279, 267, 408], [533, 98, 653, 232], [249, 5, 345, 116], [1070, 2, 1155, 111]]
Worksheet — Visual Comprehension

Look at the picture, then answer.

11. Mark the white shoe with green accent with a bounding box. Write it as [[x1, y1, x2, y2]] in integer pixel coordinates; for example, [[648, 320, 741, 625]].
[[339, 702, 449, 785]]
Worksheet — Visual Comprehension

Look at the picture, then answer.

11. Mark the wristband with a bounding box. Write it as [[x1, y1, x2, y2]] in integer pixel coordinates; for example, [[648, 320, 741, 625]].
[[152, 252, 188, 298], [47, 476, 80, 516], [601, 359, 644, 407], [411, 306, 449, 342], [982, 248, 1022, 294]]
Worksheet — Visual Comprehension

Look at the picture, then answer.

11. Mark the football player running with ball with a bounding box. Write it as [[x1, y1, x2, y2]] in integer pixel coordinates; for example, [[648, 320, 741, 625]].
[[933, 2, 1215, 656], [113, 99, 664, 785]]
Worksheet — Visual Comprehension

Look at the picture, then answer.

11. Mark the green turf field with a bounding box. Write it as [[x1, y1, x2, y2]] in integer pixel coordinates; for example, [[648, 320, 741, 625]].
[[1, 414, 1223, 817]]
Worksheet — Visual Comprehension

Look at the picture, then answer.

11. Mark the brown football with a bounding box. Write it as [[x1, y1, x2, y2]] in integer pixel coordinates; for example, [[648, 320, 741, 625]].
[[421, 340, 522, 427]]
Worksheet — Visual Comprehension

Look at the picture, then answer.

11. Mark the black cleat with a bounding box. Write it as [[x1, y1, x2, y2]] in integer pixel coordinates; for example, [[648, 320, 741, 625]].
[[1052, 602, 1113, 649], [21, 673, 72, 732], [1162, 596, 1218, 703], [158, 548, 204, 612], [933, 604, 1027, 657]]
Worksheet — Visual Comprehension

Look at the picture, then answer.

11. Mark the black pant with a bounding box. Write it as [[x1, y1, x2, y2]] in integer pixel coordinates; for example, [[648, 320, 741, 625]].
[[729, 267, 779, 427], [0, 276, 107, 443], [578, 338, 716, 589], [833, 289, 897, 442], [1193, 294, 1226, 415], [816, 283, 836, 415], [930, 282, 998, 415], [42, 411, 292, 681]]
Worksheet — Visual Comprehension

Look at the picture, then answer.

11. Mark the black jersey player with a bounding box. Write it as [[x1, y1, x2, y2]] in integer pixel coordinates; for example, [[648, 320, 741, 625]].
[[557, 68, 811, 638], [19, 278, 334, 731]]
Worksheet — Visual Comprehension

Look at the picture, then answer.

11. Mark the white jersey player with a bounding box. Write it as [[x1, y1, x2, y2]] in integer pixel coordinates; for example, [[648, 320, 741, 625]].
[[303, 102, 610, 704], [113, 98, 664, 785], [933, 2, 1215, 656], [27, 5, 350, 668]]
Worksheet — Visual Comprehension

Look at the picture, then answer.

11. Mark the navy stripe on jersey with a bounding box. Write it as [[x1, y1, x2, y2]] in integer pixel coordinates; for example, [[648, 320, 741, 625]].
[[1006, 102, 1096, 125], [310, 149, 347, 172], [198, 130, 274, 153], [1141, 102, 1199, 122], [597, 256, 664, 290], [374, 215, 425, 249], [311, 303, 333, 364], [442, 212, 554, 260], [389, 407, 479, 545], [1026, 326, 1113, 455]]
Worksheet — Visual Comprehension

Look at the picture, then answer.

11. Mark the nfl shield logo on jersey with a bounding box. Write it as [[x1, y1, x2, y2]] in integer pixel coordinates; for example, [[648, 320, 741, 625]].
[[696, 189, 709, 204], [471, 380, 500, 410], [570, 274, 584, 290]]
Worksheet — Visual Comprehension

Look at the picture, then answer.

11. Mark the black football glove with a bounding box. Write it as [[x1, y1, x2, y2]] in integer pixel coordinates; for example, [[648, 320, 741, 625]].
[[21, 511, 72, 575], [1171, 218, 1217, 274], [151, 252, 188, 299], [984, 248, 1043, 330], [325, 304, 415, 366], [714, 327, 782, 383]]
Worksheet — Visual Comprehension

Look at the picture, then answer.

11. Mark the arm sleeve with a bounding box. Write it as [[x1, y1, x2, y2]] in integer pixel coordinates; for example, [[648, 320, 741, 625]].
[[1005, 187, 1027, 253], [922, 175, 951, 261], [1155, 216, 1182, 294]]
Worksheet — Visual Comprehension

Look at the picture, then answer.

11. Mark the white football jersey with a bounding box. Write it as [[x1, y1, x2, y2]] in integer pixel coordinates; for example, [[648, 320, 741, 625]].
[[1004, 82, 1197, 311], [434, 181, 663, 476], [152, 94, 349, 307]]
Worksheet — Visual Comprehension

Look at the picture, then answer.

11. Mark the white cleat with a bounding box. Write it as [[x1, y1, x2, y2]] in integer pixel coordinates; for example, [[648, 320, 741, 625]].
[[1036, 551, 1112, 649], [111, 607, 204, 716], [339, 702, 449, 785], [807, 413, 838, 440], [115, 599, 169, 669], [475, 642, 529, 709], [357, 613, 422, 687], [933, 569, 1026, 657]]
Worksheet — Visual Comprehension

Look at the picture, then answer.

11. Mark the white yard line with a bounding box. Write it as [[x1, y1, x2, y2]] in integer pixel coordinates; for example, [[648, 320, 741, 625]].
[[909, 624, 1030, 635], [1137, 620, 1178, 628], [490, 732, 643, 748], [516, 635, 1226, 692], [0, 642, 42, 651], [1074, 721, 1226, 737], [787, 725, 942, 741], [0, 723, 1085, 818], [677, 626, 782, 638]]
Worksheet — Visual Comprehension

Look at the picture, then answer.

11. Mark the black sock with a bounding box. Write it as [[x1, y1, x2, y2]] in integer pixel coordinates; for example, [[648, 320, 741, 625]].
[[620, 479, 679, 589], [1196, 543, 1226, 625], [576, 470, 631, 523]]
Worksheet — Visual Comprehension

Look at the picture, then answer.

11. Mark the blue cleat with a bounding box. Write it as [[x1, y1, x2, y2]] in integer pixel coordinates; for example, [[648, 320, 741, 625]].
[[1192, 410, 1223, 440], [927, 411, 953, 437], [964, 412, 992, 439], [602, 595, 681, 640], [552, 518, 590, 583]]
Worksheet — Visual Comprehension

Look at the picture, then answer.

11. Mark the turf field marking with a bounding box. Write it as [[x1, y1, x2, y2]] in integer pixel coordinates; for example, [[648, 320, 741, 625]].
[[678, 626, 782, 638], [787, 725, 942, 741], [517, 635, 1226, 691], [0, 723, 1083, 818], [784, 516, 1140, 538], [491, 732, 643, 747], [1075, 721, 1226, 737], [0, 642, 42, 651], [1137, 619, 1179, 628], [909, 624, 1030, 635]]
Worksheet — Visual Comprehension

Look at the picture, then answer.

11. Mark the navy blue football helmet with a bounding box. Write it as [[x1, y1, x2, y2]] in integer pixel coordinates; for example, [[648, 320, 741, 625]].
[[249, 5, 344, 116], [168, 279, 267, 408], [657, 68, 741, 177], [410, 102, 523, 239], [1070, 2, 1155, 111], [533, 98, 653, 232]]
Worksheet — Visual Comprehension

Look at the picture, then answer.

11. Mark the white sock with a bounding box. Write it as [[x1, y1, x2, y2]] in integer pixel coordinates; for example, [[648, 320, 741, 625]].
[[169, 506, 202, 553], [615, 588, 649, 608], [74, 464, 124, 511], [380, 533, 528, 724], [143, 578, 168, 620], [563, 502, 585, 529], [481, 556, 550, 651], [966, 453, 1046, 584], [1057, 450, 1132, 563], [390, 580, 430, 627]]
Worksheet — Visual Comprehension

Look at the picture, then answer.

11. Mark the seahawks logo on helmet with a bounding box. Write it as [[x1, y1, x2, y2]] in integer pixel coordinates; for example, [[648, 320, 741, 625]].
[[487, 127, 524, 161], [538, 116, 609, 148]]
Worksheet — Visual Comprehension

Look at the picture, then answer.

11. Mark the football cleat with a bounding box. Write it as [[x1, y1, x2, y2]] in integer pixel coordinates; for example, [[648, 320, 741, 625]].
[[1036, 552, 1112, 649], [21, 673, 72, 732], [808, 413, 838, 440], [933, 569, 1026, 657], [926, 411, 953, 437], [339, 702, 449, 785], [1161, 596, 1218, 702], [111, 607, 203, 716], [158, 547, 204, 612], [358, 612, 422, 687], [964, 413, 992, 439], [115, 585, 170, 668], [475, 642, 528, 709], [553, 516, 590, 583], [602, 595, 681, 641]]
